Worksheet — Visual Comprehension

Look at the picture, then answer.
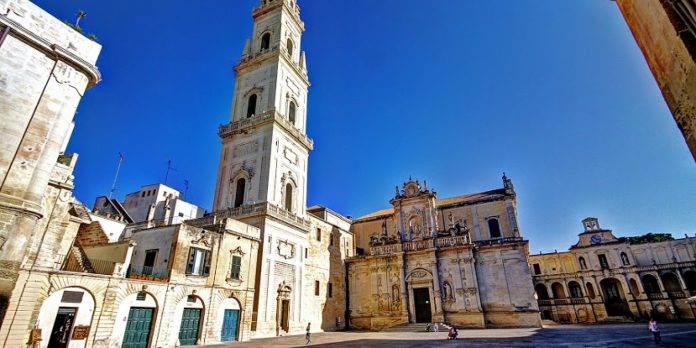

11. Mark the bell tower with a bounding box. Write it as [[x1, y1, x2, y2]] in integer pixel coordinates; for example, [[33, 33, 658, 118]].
[[213, 0, 313, 217]]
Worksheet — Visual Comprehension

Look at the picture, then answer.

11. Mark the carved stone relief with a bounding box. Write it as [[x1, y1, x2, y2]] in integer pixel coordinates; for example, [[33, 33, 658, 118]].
[[277, 239, 295, 260]]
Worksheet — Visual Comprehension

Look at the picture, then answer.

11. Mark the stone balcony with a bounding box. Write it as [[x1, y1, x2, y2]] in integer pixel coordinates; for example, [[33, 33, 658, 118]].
[[236, 46, 308, 82], [207, 202, 312, 232], [219, 109, 313, 150], [367, 235, 520, 256]]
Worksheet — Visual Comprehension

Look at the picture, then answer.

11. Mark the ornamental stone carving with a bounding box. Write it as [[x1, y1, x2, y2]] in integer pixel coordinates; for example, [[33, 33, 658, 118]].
[[277, 239, 295, 260]]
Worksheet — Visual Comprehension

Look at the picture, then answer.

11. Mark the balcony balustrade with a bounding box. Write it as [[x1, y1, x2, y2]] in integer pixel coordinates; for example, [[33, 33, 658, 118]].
[[647, 292, 664, 300], [127, 265, 169, 283]]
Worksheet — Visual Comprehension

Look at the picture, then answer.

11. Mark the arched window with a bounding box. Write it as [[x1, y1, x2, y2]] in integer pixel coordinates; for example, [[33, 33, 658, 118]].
[[288, 101, 296, 125], [284, 183, 293, 211], [535, 283, 550, 300], [586, 282, 596, 299], [684, 271, 696, 292], [234, 178, 246, 208], [660, 272, 681, 292], [578, 257, 587, 270], [568, 281, 583, 298], [286, 38, 294, 56], [642, 274, 660, 294], [261, 33, 271, 51], [629, 278, 640, 296], [488, 218, 501, 239], [620, 252, 630, 266], [551, 282, 566, 299], [247, 94, 257, 118]]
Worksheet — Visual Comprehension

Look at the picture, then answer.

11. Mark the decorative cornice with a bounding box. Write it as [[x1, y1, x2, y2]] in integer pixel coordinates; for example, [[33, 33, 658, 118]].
[[0, 15, 101, 88], [219, 110, 313, 151]]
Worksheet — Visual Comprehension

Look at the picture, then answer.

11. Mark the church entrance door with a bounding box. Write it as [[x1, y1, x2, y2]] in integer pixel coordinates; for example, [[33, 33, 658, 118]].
[[413, 288, 432, 323], [280, 299, 290, 332]]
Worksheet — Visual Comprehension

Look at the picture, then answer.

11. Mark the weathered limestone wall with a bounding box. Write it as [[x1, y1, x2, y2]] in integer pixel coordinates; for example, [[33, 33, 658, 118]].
[[475, 244, 540, 327], [0, 0, 100, 318], [616, 0, 696, 160]]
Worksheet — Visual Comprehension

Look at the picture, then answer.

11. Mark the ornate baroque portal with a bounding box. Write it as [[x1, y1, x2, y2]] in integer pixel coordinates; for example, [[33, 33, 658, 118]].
[[407, 268, 435, 323]]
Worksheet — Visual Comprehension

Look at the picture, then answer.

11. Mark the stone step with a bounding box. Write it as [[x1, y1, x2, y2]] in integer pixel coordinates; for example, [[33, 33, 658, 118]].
[[381, 322, 448, 332], [601, 316, 634, 323], [541, 319, 559, 327]]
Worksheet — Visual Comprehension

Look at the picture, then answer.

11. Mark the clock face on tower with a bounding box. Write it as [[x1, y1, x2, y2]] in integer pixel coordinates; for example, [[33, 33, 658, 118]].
[[590, 235, 602, 245]]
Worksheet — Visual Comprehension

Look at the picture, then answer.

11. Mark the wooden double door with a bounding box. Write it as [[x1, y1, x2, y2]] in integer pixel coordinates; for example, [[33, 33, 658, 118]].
[[179, 308, 202, 345], [122, 307, 154, 348]]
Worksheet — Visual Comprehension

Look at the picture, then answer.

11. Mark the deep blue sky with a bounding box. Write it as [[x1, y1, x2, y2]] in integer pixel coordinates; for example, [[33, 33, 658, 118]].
[[34, 0, 696, 253]]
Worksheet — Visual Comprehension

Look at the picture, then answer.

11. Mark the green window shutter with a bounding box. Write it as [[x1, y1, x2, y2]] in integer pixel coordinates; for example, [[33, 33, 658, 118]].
[[203, 249, 212, 276], [185, 248, 196, 274]]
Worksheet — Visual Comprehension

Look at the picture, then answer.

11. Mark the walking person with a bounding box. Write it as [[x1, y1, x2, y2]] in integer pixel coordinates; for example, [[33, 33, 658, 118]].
[[649, 318, 661, 344], [306, 322, 312, 345]]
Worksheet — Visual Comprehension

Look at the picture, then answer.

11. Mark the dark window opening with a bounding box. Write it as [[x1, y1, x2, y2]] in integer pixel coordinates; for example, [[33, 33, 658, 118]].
[[533, 263, 541, 275], [287, 38, 294, 56], [598, 254, 609, 269], [289, 101, 296, 125], [488, 218, 501, 238], [328, 282, 333, 298], [234, 178, 246, 208], [261, 33, 271, 51], [284, 184, 293, 211], [247, 94, 257, 118], [230, 255, 242, 280], [315, 280, 320, 296]]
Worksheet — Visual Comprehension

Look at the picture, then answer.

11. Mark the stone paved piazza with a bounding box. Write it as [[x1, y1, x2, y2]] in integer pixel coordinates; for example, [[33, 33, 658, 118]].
[[205, 323, 696, 347]]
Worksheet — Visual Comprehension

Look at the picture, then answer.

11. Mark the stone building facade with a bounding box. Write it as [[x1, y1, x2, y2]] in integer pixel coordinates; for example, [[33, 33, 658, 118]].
[[615, 0, 696, 161], [346, 177, 541, 329], [0, 0, 101, 323], [529, 218, 696, 324]]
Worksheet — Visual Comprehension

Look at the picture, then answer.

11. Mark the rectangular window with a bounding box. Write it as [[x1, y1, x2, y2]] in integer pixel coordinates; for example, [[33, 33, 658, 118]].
[[230, 256, 242, 280], [598, 254, 609, 269], [315, 281, 320, 296], [533, 263, 541, 275], [136, 292, 147, 301], [305, 248, 308, 258], [330, 234, 334, 246], [186, 247, 211, 276], [328, 282, 333, 298], [316, 228, 321, 242], [143, 249, 158, 275]]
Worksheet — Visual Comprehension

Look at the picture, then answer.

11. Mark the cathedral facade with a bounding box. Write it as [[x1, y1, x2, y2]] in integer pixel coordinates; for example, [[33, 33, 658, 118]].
[[347, 177, 541, 329]]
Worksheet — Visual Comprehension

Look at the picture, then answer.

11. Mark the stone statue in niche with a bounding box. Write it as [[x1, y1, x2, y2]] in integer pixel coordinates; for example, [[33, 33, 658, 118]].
[[392, 285, 400, 302], [409, 215, 423, 239], [442, 281, 454, 300]]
